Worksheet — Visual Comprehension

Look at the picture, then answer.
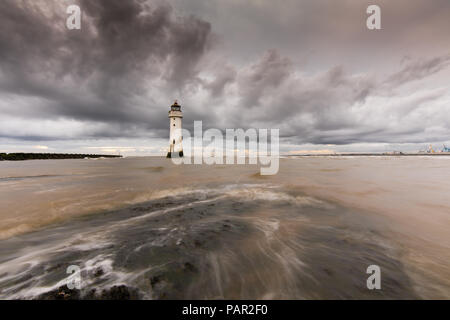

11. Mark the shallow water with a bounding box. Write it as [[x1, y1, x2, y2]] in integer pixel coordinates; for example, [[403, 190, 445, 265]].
[[0, 157, 449, 299]]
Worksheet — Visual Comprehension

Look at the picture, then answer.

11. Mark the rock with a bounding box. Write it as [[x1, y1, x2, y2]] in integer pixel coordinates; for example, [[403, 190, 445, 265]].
[[37, 285, 81, 300], [150, 275, 161, 286], [100, 285, 138, 300], [94, 268, 104, 277], [183, 262, 196, 273]]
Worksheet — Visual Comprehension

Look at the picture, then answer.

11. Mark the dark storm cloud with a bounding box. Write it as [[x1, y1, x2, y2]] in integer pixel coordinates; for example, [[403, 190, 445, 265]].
[[79, 0, 212, 90], [0, 0, 213, 139]]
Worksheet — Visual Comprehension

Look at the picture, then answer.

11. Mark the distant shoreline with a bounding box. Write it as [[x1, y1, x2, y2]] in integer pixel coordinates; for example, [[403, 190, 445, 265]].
[[286, 153, 450, 157], [0, 153, 122, 161]]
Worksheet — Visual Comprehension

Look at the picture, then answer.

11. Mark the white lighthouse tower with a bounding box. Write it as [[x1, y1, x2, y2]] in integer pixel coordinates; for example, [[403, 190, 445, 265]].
[[167, 100, 183, 158]]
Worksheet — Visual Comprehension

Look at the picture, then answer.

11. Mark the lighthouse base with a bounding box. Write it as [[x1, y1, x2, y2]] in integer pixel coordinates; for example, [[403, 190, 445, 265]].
[[166, 151, 184, 158]]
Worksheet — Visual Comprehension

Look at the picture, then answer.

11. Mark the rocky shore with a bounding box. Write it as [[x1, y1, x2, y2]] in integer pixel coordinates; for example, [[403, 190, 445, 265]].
[[38, 285, 140, 300]]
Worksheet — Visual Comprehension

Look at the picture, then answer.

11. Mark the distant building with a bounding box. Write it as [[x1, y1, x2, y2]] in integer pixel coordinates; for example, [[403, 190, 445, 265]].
[[167, 100, 183, 158]]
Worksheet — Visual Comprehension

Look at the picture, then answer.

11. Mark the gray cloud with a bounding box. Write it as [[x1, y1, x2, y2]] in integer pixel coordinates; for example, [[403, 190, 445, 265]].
[[210, 50, 449, 146], [0, 0, 449, 152], [384, 54, 450, 88], [202, 64, 236, 98]]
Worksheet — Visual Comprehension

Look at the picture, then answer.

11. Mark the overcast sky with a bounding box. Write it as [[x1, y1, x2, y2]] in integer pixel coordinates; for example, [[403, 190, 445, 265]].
[[1, 0, 449, 155]]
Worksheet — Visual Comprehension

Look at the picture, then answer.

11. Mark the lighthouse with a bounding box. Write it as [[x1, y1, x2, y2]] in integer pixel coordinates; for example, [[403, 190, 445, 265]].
[[167, 100, 184, 158]]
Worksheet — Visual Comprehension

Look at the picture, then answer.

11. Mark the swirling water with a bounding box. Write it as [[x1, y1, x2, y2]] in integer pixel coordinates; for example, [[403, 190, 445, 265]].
[[0, 157, 448, 299]]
